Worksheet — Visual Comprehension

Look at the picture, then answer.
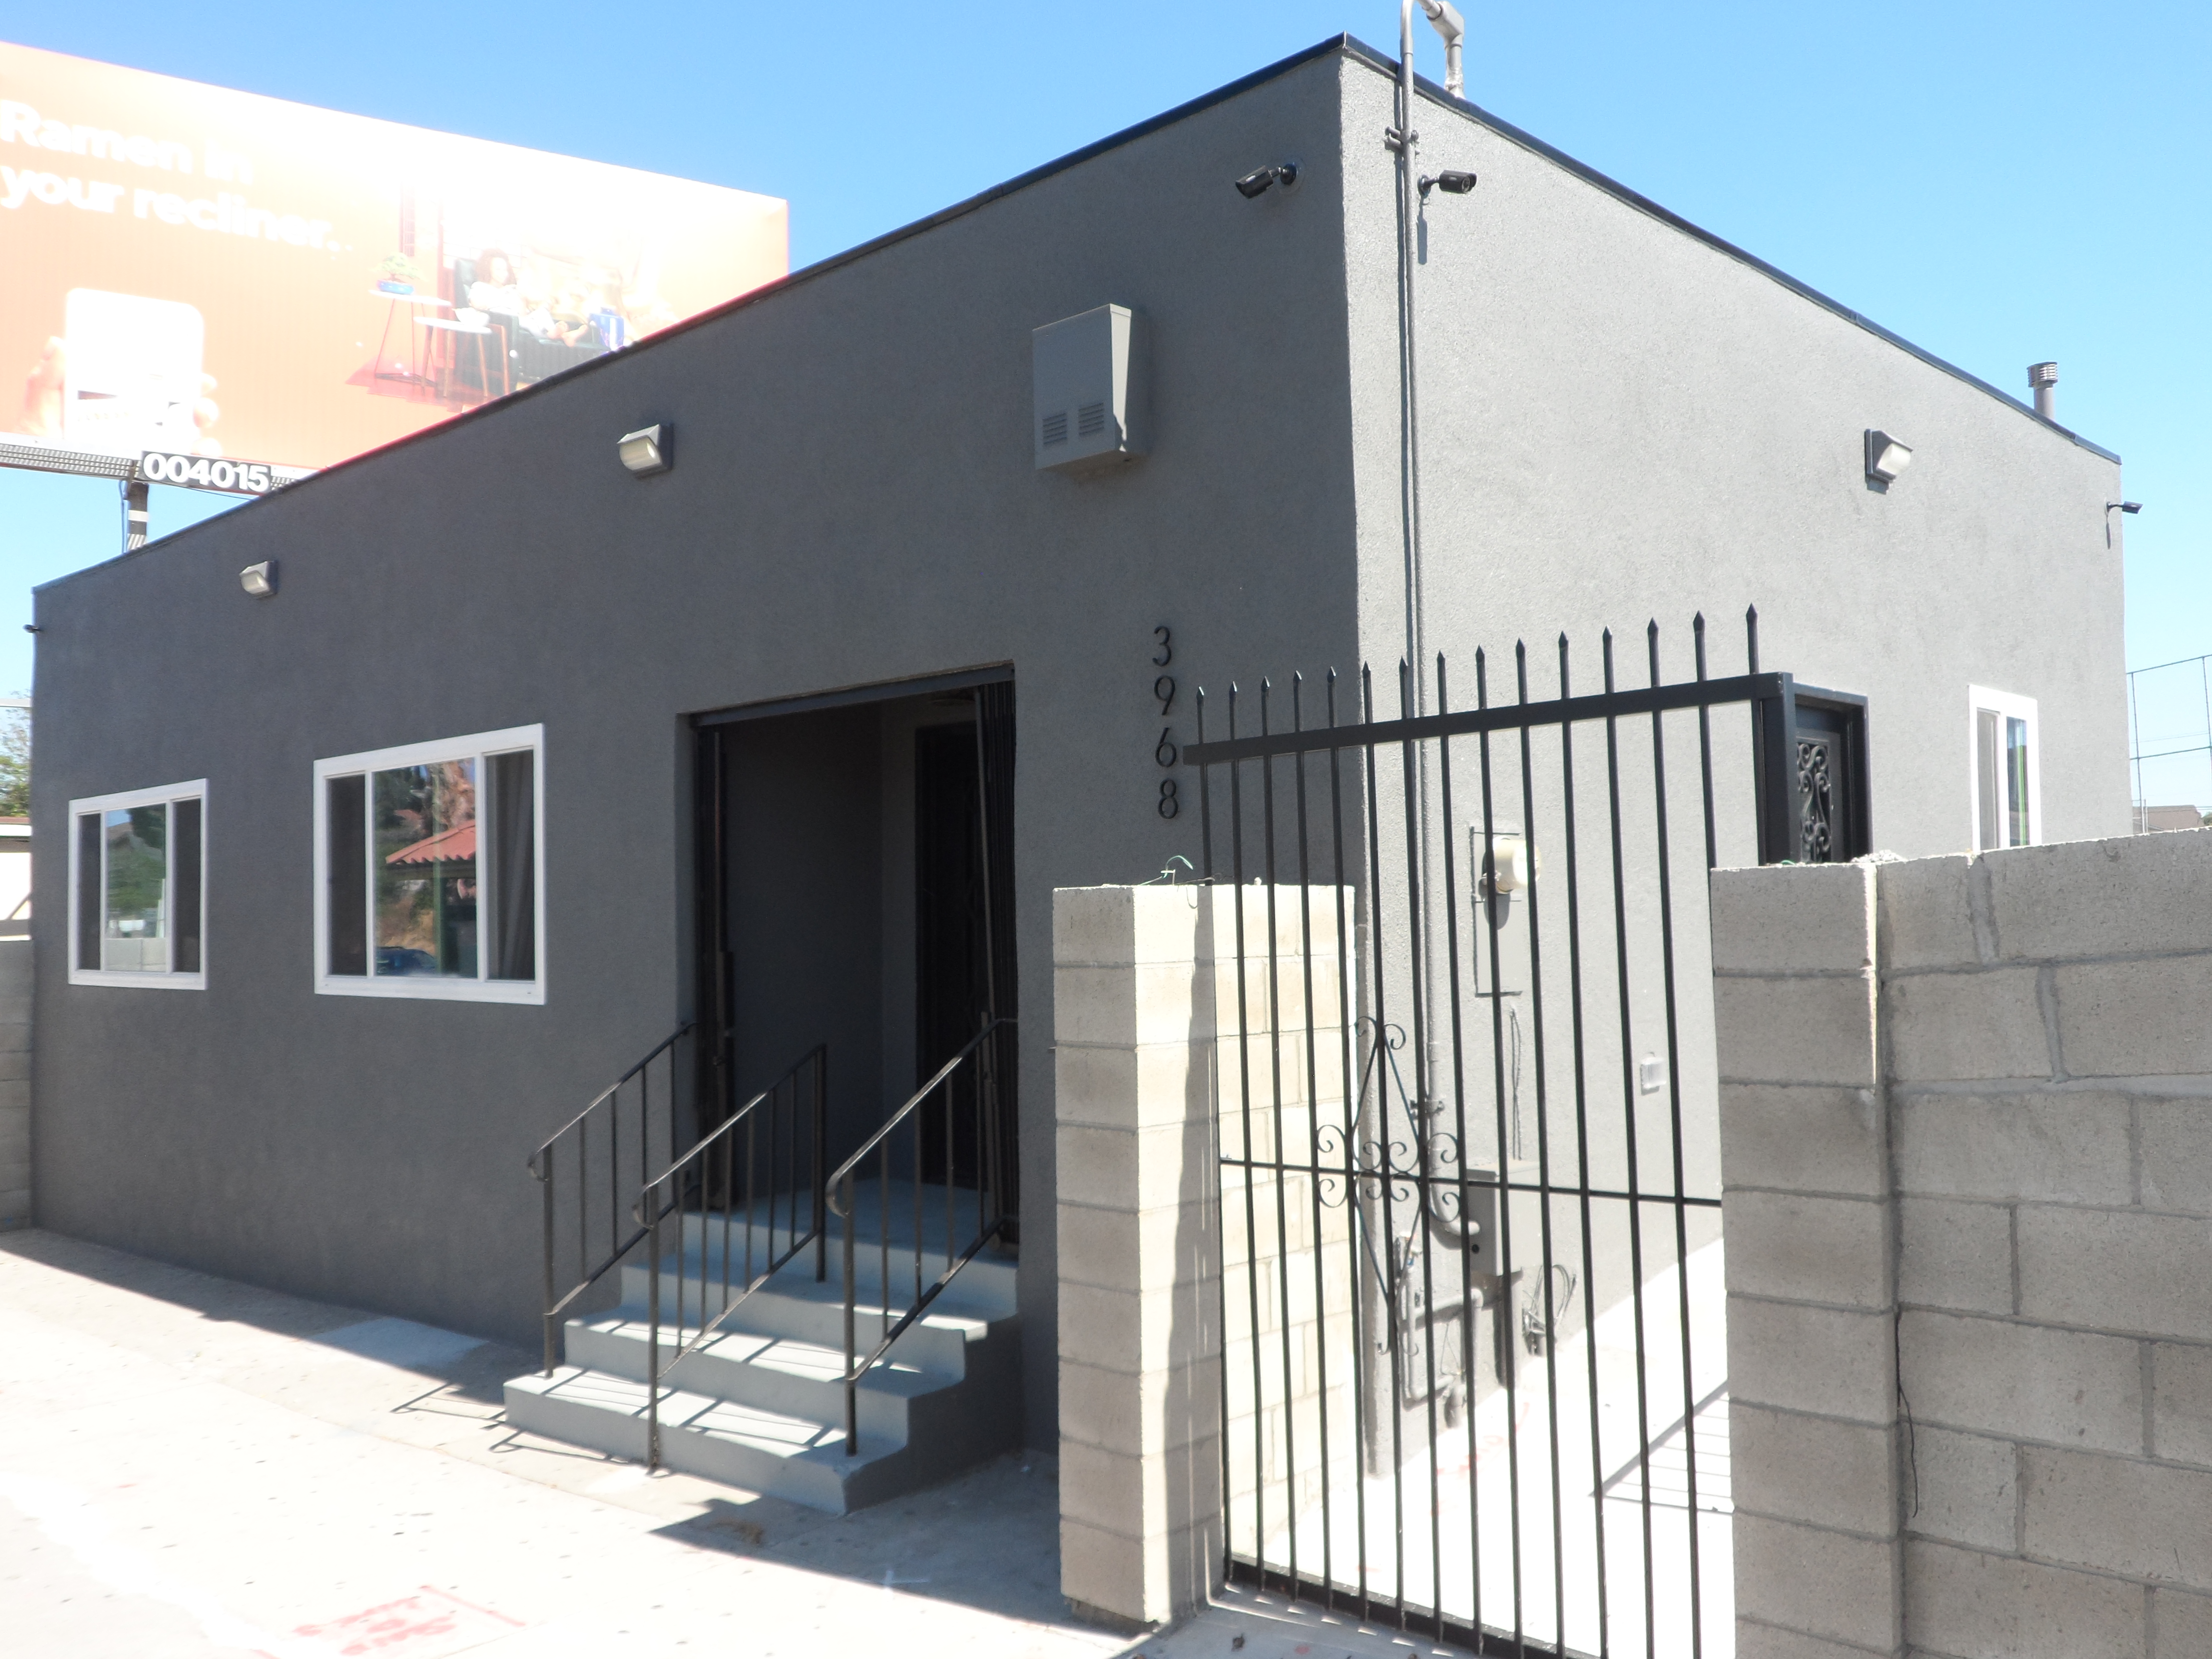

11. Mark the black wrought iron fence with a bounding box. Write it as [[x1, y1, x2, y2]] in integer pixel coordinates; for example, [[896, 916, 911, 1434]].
[[1185, 610, 1844, 1659]]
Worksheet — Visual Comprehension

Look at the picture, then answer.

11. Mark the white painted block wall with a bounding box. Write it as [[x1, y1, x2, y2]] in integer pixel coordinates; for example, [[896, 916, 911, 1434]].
[[1715, 829, 2212, 1659]]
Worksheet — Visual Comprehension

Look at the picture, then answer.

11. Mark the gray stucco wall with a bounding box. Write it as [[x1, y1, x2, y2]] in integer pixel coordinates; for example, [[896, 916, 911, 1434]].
[[28, 49, 1363, 1444], [1336, 55, 2127, 857]]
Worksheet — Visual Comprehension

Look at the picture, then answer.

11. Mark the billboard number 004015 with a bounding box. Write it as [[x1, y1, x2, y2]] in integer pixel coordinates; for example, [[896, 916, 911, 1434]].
[[139, 452, 277, 495]]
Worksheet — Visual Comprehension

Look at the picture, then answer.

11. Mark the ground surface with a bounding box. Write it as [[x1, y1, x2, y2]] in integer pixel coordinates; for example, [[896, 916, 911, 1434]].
[[0, 1230, 1472, 1659]]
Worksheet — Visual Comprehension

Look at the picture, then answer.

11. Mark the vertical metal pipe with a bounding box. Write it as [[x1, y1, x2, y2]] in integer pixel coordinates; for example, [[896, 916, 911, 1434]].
[[539, 1145, 556, 1377]]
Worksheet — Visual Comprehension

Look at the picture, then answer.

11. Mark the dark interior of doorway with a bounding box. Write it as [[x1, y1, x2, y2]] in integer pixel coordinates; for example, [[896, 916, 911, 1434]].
[[692, 674, 1018, 1237]]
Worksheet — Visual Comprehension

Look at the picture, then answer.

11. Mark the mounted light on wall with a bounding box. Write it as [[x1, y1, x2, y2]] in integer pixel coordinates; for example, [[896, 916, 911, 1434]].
[[1418, 170, 1478, 198], [618, 423, 671, 476], [1864, 429, 1913, 491], [2105, 499, 2142, 547], [240, 561, 276, 598], [1474, 828, 1537, 928], [1233, 161, 1299, 199]]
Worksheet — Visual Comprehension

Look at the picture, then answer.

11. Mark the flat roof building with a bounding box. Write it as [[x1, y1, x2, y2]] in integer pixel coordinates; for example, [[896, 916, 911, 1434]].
[[25, 34, 2123, 1540]]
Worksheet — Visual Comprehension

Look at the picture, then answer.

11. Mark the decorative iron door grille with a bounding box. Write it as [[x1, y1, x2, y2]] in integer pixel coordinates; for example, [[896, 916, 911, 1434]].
[[1183, 610, 1847, 1659]]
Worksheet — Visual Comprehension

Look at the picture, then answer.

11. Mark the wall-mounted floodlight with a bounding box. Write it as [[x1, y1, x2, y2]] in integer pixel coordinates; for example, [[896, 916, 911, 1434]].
[[1419, 170, 1478, 198], [1234, 161, 1299, 199], [2108, 501, 2143, 515], [240, 561, 276, 598], [618, 423, 671, 476], [1865, 429, 1913, 489], [1474, 829, 1537, 927]]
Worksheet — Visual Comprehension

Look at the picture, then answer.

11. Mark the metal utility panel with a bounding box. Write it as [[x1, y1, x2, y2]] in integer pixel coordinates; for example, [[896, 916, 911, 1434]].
[[1032, 304, 1146, 473]]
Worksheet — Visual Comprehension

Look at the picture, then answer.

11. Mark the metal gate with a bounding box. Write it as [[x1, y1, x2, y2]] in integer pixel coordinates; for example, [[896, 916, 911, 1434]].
[[1183, 610, 1862, 1659]]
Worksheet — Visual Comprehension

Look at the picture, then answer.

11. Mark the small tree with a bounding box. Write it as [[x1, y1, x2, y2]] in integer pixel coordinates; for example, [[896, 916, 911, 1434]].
[[0, 697, 29, 818]]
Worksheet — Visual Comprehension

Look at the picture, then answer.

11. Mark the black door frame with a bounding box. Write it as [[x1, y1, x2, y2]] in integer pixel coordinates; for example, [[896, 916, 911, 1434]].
[[686, 663, 1018, 1218], [1754, 678, 1871, 863]]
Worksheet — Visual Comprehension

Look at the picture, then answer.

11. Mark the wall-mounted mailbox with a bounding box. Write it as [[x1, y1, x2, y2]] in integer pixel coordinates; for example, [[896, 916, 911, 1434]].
[[1033, 303, 1147, 474]]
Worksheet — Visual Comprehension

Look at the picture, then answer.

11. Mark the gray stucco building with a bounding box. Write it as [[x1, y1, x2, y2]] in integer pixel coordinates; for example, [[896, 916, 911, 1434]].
[[26, 35, 2124, 1503]]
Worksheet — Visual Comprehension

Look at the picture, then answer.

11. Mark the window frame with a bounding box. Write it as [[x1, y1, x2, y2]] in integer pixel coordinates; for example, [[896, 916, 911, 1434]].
[[1967, 685, 2041, 852], [67, 778, 208, 990], [312, 723, 545, 1005]]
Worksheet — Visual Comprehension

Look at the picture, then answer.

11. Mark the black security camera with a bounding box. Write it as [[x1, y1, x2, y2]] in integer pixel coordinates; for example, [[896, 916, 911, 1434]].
[[1418, 170, 1478, 198], [1234, 161, 1299, 199]]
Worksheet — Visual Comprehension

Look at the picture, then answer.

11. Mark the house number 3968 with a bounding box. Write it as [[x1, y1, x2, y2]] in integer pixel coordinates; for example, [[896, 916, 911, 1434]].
[[1152, 625, 1179, 818]]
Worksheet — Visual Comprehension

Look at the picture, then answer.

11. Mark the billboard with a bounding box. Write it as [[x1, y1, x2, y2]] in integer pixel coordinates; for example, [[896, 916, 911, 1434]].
[[0, 42, 786, 472]]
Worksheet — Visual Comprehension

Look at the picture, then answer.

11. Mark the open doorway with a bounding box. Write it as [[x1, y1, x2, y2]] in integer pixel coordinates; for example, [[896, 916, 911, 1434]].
[[691, 671, 1018, 1236]]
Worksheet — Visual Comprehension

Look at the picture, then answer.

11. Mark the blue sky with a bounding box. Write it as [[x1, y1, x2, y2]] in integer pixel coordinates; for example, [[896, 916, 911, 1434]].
[[1, 1, 2204, 709]]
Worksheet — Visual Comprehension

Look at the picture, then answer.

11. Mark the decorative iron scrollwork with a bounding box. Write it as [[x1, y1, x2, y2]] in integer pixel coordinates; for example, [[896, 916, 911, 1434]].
[[1798, 736, 1834, 863]]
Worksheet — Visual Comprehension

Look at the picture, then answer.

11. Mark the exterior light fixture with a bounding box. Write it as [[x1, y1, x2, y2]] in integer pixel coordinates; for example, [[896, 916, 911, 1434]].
[[1233, 161, 1299, 199], [618, 424, 671, 476], [2108, 501, 2143, 515], [240, 561, 276, 598], [1418, 170, 1478, 197], [1864, 429, 1913, 488], [1473, 829, 1537, 927]]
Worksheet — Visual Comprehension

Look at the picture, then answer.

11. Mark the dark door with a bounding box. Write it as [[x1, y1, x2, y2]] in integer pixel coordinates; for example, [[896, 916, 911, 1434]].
[[914, 723, 991, 1188]]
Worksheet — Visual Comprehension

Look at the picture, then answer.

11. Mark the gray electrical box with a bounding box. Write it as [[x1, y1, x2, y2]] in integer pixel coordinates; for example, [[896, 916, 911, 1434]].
[[1032, 303, 1146, 473]]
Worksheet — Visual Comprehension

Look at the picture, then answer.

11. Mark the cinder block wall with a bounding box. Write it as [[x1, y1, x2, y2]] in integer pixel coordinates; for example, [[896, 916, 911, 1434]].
[[1716, 830, 2212, 1659], [0, 938, 30, 1229]]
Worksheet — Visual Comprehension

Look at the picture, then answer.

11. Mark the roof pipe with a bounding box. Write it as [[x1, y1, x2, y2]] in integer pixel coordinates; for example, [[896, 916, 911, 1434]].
[[1419, 0, 1466, 99]]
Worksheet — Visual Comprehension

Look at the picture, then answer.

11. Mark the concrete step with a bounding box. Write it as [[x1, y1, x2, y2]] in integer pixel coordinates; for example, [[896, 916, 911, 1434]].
[[616, 1257, 1005, 1373], [667, 1209, 1020, 1305], [505, 1178, 1024, 1514], [564, 1309, 950, 1439], [504, 1366, 900, 1512]]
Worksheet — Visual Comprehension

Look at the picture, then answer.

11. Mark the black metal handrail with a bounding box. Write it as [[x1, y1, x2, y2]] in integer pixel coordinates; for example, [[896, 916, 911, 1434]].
[[825, 1015, 1014, 1457], [528, 1023, 694, 1376], [635, 1043, 828, 1468]]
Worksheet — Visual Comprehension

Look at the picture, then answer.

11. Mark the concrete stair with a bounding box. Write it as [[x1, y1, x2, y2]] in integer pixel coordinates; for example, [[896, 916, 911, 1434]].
[[503, 1181, 1021, 1514]]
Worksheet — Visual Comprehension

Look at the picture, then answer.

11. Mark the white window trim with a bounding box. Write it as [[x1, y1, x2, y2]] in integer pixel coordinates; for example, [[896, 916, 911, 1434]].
[[1967, 685, 2042, 851], [312, 723, 545, 1005], [67, 778, 208, 990]]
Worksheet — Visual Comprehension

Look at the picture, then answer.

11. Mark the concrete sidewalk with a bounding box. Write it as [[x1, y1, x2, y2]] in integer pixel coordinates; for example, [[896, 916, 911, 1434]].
[[0, 1231, 1471, 1659]]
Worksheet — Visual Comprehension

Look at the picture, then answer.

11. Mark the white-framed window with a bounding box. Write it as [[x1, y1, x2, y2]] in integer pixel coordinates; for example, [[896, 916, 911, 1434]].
[[313, 724, 543, 1003], [1968, 685, 2040, 851], [69, 780, 207, 989]]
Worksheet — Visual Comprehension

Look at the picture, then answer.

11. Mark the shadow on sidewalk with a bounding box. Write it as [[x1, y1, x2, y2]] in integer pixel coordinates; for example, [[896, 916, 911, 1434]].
[[0, 1227, 523, 1399], [1, 1228, 1099, 1638]]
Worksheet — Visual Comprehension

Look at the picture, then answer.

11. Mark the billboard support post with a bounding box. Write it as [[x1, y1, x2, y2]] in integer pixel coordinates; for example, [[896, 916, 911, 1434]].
[[121, 480, 150, 553]]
